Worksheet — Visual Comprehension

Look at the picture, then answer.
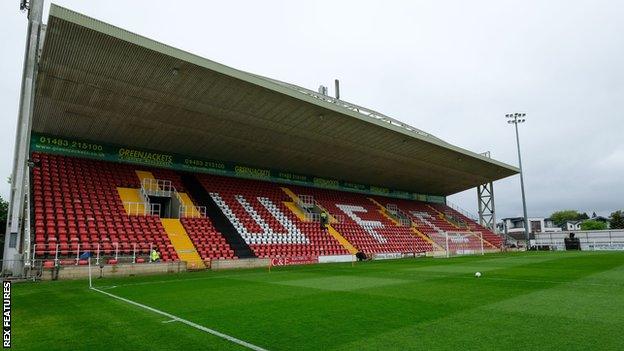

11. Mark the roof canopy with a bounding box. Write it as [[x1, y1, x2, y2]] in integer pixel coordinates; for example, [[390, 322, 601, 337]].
[[32, 4, 518, 196]]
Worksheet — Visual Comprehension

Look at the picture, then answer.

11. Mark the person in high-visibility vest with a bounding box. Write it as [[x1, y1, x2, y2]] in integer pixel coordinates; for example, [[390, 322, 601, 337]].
[[320, 212, 328, 229], [150, 249, 160, 262]]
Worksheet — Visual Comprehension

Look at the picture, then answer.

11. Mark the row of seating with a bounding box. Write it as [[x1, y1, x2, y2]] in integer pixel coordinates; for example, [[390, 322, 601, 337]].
[[197, 175, 350, 258], [31, 152, 501, 264], [32, 153, 178, 261], [289, 186, 432, 254]]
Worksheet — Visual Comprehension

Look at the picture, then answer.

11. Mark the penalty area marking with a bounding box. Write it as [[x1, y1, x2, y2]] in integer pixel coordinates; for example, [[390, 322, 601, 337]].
[[91, 287, 269, 351]]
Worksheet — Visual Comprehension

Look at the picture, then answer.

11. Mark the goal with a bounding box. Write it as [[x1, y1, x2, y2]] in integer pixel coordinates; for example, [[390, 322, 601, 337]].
[[429, 231, 485, 257]]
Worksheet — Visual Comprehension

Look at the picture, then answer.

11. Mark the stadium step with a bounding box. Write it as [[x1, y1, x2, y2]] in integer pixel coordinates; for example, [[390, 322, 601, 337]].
[[160, 218, 206, 270], [327, 225, 358, 254], [180, 173, 256, 258], [281, 187, 301, 203], [410, 226, 442, 251], [281, 187, 312, 221], [368, 197, 401, 226], [117, 187, 146, 215], [177, 191, 202, 216], [426, 204, 460, 229], [282, 187, 334, 223], [135, 170, 156, 184], [284, 201, 308, 221]]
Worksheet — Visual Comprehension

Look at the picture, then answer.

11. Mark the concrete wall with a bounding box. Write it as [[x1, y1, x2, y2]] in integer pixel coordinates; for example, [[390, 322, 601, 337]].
[[41, 261, 187, 280], [210, 258, 270, 271]]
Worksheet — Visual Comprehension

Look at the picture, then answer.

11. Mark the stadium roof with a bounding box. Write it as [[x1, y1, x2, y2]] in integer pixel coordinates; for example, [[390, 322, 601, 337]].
[[32, 4, 519, 196]]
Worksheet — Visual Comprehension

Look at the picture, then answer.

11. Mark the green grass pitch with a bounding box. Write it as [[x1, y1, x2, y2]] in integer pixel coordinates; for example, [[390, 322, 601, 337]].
[[13, 251, 624, 350]]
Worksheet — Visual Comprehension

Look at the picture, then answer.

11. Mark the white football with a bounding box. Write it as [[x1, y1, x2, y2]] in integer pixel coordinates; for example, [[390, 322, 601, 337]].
[[475, 272, 482, 278]]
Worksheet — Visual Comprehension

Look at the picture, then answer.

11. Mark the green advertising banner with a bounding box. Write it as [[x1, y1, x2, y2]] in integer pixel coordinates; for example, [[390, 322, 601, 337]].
[[30, 133, 445, 203]]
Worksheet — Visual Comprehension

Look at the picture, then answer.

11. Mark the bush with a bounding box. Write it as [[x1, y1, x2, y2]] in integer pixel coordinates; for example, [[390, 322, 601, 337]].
[[610, 210, 624, 229], [580, 220, 607, 231]]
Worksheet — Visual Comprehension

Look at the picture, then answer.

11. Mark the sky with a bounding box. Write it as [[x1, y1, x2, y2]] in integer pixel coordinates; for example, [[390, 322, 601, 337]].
[[0, 0, 622, 220]]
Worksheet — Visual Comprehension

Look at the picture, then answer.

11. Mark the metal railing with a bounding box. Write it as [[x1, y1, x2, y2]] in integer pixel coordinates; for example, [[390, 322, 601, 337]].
[[179, 205, 206, 218], [297, 194, 315, 208], [31, 242, 157, 266], [123, 201, 161, 216], [307, 212, 321, 222], [386, 204, 412, 227], [141, 178, 173, 197], [305, 212, 344, 224], [330, 213, 344, 223], [445, 201, 478, 221]]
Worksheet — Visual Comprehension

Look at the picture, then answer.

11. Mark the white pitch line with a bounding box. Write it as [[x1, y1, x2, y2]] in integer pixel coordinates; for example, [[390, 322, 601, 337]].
[[91, 287, 269, 351]]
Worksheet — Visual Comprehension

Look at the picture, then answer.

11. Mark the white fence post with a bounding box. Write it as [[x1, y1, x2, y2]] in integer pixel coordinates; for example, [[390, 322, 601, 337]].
[[54, 244, 59, 266], [75, 243, 80, 265], [480, 233, 484, 255]]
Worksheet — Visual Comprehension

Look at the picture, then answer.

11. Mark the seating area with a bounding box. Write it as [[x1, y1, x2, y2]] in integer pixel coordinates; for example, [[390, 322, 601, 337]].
[[197, 175, 350, 258], [32, 153, 178, 262], [30, 152, 502, 265], [374, 197, 502, 249], [431, 204, 503, 247], [290, 186, 431, 254], [180, 217, 235, 260]]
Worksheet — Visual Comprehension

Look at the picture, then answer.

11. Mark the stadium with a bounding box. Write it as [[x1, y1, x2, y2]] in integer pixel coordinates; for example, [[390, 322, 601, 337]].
[[5, 2, 624, 350]]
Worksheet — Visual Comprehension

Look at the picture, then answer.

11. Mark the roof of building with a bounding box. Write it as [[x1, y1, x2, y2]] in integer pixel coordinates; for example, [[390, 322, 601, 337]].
[[31, 4, 519, 196]]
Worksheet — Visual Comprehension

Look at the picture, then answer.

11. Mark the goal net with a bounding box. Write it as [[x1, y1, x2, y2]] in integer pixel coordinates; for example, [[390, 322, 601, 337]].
[[429, 231, 485, 257]]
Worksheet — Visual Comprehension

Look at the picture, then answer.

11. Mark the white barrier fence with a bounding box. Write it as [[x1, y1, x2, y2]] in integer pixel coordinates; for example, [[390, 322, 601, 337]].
[[535, 230, 624, 250], [32, 242, 157, 266]]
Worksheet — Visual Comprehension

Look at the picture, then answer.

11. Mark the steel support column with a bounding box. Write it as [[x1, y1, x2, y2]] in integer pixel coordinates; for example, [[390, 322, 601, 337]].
[[477, 182, 496, 232], [3, 0, 44, 275], [477, 151, 496, 233]]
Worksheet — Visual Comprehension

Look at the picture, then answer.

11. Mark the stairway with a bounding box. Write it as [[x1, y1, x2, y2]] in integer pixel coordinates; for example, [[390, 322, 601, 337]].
[[327, 225, 358, 254], [180, 173, 256, 259], [160, 218, 205, 269], [117, 188, 146, 214]]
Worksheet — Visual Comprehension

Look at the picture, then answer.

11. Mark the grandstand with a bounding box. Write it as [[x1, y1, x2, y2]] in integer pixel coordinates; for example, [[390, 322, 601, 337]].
[[9, 4, 624, 351], [4, 4, 520, 276]]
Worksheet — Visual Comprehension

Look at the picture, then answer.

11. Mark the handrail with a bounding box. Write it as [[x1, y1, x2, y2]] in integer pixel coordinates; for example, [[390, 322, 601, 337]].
[[445, 200, 478, 221], [297, 195, 315, 208], [123, 201, 160, 216], [141, 178, 174, 197], [179, 205, 206, 218], [385, 203, 412, 227], [33, 241, 156, 266]]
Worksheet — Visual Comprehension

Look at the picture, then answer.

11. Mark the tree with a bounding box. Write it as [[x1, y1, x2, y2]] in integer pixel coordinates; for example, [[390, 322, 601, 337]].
[[0, 196, 7, 234], [550, 210, 580, 226], [577, 212, 589, 220], [610, 210, 624, 229], [580, 220, 607, 231], [0, 197, 6, 260]]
